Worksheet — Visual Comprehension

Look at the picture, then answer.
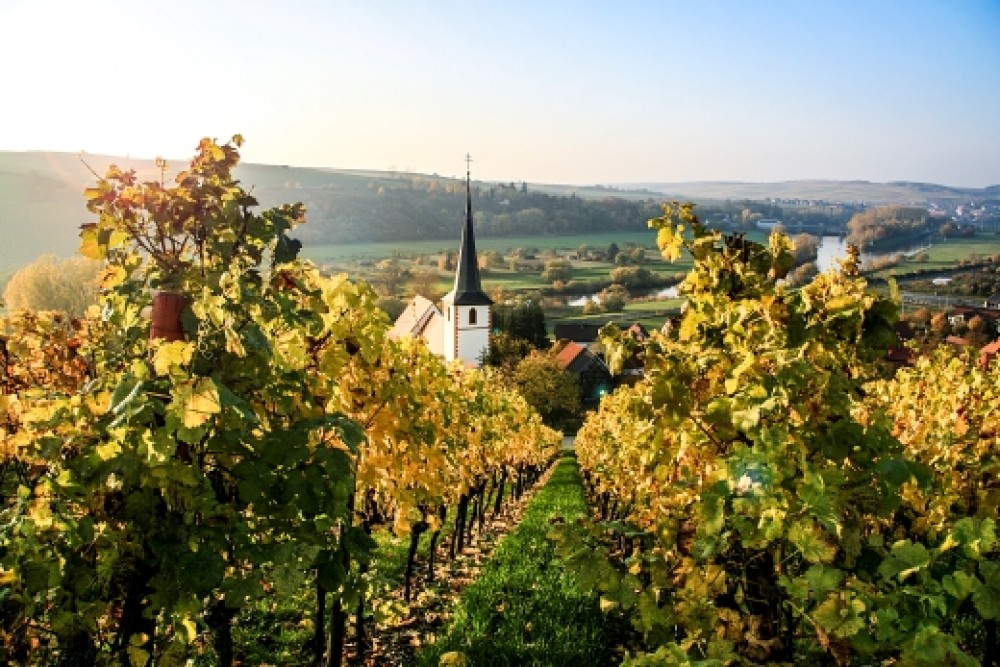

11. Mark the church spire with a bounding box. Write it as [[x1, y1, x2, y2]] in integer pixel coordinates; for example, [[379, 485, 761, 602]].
[[448, 154, 492, 306]]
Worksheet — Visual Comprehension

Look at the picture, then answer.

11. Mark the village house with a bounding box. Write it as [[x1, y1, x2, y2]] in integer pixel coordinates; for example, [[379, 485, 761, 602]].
[[947, 305, 1000, 327], [552, 341, 614, 405]]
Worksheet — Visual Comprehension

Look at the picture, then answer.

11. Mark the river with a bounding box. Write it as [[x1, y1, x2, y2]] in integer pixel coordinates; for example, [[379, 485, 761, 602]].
[[568, 285, 678, 307], [567, 236, 929, 306], [815, 235, 932, 273]]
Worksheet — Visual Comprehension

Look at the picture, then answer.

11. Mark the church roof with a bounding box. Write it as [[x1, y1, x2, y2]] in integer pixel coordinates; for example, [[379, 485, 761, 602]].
[[388, 295, 446, 357], [443, 167, 492, 307]]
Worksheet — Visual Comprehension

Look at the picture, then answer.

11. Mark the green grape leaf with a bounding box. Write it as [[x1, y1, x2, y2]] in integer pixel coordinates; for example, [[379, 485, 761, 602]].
[[941, 571, 976, 600], [879, 541, 930, 582], [903, 625, 979, 667], [804, 565, 844, 599], [788, 520, 837, 564], [951, 517, 996, 559], [812, 592, 866, 638], [109, 375, 144, 417], [972, 561, 1000, 620], [180, 377, 221, 429]]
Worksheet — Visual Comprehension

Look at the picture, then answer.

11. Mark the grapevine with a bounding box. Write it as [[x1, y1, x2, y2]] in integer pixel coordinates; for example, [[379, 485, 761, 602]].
[[0, 137, 559, 666], [564, 203, 998, 665]]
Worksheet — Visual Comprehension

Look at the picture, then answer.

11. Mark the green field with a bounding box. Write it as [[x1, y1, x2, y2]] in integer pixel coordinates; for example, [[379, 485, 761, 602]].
[[312, 230, 694, 304], [866, 232, 1000, 279], [299, 230, 665, 264], [307, 227, 995, 335], [905, 234, 1000, 265], [540, 293, 684, 332]]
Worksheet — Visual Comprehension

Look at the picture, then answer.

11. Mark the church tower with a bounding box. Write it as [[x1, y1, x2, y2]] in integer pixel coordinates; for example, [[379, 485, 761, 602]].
[[441, 155, 493, 366]]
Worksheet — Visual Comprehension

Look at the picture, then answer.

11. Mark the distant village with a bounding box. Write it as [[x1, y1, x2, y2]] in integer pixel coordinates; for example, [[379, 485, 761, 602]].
[[724, 197, 1000, 235]]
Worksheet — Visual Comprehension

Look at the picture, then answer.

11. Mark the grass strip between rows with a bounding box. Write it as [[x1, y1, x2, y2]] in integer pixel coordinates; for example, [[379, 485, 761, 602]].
[[414, 452, 610, 666]]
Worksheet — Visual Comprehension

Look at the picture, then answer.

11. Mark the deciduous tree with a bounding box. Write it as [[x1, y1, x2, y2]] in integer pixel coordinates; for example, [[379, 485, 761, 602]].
[[541, 258, 573, 284], [512, 351, 580, 426], [792, 232, 819, 266], [3, 254, 100, 317]]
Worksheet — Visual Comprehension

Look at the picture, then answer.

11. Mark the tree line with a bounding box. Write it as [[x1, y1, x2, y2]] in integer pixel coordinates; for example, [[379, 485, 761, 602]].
[[269, 177, 858, 246]]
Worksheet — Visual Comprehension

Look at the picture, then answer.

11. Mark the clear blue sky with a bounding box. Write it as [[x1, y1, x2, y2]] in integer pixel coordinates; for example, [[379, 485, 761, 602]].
[[2, 0, 998, 186]]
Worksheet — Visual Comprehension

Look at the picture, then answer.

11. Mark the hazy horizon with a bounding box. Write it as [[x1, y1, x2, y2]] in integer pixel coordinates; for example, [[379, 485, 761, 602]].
[[2, 1, 998, 187]]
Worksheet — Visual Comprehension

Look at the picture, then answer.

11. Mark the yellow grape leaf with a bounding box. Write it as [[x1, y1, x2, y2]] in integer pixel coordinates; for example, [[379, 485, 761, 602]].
[[96, 441, 121, 461], [97, 264, 128, 289], [224, 326, 246, 357], [128, 645, 150, 667], [86, 392, 112, 416], [23, 403, 57, 425], [678, 311, 701, 342], [78, 226, 105, 260], [177, 615, 197, 643], [938, 532, 959, 554], [108, 229, 130, 247], [31, 502, 54, 529], [656, 225, 684, 262], [183, 378, 221, 429], [439, 652, 468, 667], [392, 511, 411, 537], [153, 341, 194, 377]]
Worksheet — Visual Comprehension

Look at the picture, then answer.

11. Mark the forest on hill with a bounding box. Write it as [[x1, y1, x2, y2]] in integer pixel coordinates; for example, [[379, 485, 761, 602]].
[[3, 150, 998, 273]]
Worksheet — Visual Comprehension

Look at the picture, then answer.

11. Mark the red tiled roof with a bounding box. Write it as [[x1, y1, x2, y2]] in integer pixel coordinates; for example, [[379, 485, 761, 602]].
[[555, 341, 585, 370], [981, 339, 1000, 370]]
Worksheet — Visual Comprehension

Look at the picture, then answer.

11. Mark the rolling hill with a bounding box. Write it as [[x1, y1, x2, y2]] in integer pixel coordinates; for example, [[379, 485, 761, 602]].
[[2, 150, 996, 274]]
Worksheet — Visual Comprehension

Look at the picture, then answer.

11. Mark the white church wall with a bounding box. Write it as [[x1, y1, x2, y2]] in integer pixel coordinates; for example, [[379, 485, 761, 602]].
[[457, 325, 490, 366], [442, 304, 490, 366]]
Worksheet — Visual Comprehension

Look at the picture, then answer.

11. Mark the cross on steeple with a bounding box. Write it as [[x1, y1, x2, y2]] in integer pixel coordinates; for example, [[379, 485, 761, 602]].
[[445, 151, 491, 308]]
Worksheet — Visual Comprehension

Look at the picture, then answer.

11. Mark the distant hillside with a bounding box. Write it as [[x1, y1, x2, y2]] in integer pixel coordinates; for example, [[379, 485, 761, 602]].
[[0, 151, 663, 271], [618, 180, 1000, 205], [2, 150, 996, 273]]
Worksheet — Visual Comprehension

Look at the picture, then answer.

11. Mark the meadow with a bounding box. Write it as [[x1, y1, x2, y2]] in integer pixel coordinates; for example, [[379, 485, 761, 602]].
[[867, 231, 1000, 279], [298, 230, 667, 264]]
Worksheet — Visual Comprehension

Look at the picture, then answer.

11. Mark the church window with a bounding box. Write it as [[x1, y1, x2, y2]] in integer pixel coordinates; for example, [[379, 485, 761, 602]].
[[469, 308, 478, 325]]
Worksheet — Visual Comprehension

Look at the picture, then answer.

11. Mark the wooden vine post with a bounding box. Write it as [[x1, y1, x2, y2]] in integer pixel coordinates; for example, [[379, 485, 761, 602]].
[[150, 290, 185, 341]]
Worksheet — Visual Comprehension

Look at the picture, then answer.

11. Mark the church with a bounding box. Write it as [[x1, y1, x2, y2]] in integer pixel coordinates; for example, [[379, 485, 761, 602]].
[[387, 160, 493, 367]]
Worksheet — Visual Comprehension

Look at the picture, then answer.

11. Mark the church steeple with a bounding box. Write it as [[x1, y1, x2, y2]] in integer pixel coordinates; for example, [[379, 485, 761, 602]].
[[448, 154, 492, 306]]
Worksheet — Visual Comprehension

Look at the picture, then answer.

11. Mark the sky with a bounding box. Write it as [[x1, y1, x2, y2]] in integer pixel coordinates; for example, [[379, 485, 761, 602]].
[[2, 0, 999, 187]]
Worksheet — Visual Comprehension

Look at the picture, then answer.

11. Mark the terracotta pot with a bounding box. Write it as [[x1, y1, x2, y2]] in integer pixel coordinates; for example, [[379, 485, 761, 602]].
[[150, 291, 186, 341]]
